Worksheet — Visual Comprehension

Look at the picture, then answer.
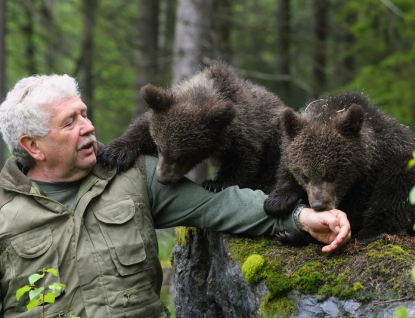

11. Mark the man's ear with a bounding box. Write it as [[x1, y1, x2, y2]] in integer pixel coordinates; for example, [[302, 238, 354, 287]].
[[19, 136, 45, 161]]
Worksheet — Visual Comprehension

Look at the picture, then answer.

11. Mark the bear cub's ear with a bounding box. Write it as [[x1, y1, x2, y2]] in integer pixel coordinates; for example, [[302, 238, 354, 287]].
[[140, 84, 173, 113], [206, 101, 237, 128], [335, 103, 364, 137], [282, 108, 304, 140]]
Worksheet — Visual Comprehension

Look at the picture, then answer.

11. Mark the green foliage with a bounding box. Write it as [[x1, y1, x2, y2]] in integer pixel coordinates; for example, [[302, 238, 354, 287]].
[[342, 0, 415, 126], [15, 268, 79, 318]]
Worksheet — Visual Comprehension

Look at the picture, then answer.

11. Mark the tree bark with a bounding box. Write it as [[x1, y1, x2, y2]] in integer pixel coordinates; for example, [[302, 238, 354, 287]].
[[76, 0, 97, 124], [312, 0, 328, 98], [172, 0, 214, 84], [134, 0, 159, 117], [22, 1, 37, 75], [214, 0, 232, 63], [0, 0, 5, 169], [276, 0, 291, 101]]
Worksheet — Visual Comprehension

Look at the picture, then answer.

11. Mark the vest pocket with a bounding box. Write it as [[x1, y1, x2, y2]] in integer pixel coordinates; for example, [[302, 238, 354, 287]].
[[93, 196, 147, 275], [7, 225, 61, 308]]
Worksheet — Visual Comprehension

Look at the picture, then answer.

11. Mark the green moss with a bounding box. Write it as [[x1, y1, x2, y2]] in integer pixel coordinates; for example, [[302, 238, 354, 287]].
[[317, 284, 332, 302], [338, 286, 355, 299], [353, 282, 364, 293], [366, 242, 409, 259], [225, 234, 415, 316], [241, 254, 266, 284], [260, 294, 296, 318], [174, 227, 198, 248], [291, 262, 324, 294], [265, 272, 292, 298]]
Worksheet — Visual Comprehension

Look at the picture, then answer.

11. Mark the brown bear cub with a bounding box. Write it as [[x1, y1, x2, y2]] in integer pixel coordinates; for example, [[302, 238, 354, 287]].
[[97, 62, 288, 193], [264, 90, 415, 243]]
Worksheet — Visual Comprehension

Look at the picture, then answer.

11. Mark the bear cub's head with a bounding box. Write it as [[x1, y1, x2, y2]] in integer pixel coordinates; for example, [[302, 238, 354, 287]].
[[140, 83, 237, 185], [281, 101, 368, 211]]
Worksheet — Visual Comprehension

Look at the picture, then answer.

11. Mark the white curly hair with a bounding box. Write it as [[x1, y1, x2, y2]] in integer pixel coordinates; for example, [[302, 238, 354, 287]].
[[0, 74, 81, 167]]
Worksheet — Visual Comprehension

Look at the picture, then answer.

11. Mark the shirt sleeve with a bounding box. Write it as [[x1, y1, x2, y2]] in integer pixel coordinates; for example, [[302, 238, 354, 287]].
[[144, 155, 300, 236]]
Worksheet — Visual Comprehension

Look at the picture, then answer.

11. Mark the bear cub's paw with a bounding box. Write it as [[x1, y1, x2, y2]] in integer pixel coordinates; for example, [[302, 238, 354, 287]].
[[97, 142, 139, 172], [275, 230, 320, 246], [264, 189, 302, 218]]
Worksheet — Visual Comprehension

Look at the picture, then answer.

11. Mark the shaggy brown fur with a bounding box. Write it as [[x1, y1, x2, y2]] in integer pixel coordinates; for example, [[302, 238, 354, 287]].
[[265, 91, 415, 242], [97, 62, 288, 192]]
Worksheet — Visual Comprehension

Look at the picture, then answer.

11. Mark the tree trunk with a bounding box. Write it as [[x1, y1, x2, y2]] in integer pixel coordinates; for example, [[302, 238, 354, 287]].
[[0, 0, 5, 169], [172, 0, 215, 184], [172, 0, 214, 84], [276, 0, 291, 101], [312, 0, 328, 98], [40, 0, 55, 72], [22, 1, 37, 75], [157, 0, 175, 86], [214, 0, 232, 63], [342, 11, 356, 85], [134, 0, 159, 117], [76, 0, 97, 124]]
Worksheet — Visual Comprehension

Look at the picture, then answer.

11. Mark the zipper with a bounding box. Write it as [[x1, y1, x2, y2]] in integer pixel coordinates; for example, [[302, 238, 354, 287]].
[[123, 283, 152, 300], [45, 310, 66, 318], [4, 249, 15, 279]]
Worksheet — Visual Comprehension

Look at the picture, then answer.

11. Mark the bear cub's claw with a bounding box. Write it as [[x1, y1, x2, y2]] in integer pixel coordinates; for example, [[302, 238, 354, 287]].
[[202, 180, 234, 193]]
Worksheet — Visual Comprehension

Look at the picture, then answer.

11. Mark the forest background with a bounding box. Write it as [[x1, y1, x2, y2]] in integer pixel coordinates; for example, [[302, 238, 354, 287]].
[[1, 0, 415, 167], [1, 0, 415, 315]]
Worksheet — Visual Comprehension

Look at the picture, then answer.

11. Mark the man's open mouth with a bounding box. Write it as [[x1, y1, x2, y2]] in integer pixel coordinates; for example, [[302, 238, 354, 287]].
[[78, 141, 94, 150]]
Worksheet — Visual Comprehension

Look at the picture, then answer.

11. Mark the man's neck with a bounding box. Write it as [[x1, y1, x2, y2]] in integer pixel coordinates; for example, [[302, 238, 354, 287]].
[[26, 166, 91, 182]]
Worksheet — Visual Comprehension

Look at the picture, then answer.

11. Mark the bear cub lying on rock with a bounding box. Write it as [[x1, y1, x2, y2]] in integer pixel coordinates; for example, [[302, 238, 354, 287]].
[[264, 91, 415, 242], [98, 62, 288, 193]]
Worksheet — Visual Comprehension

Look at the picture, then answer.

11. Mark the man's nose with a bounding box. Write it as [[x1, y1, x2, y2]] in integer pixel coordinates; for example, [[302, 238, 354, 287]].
[[80, 116, 95, 135]]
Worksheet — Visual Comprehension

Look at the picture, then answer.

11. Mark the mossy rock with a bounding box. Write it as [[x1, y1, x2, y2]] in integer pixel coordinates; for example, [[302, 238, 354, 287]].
[[226, 233, 415, 317]]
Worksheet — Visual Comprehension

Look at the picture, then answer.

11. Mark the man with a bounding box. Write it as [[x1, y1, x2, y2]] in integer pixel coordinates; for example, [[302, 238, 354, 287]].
[[0, 75, 351, 317]]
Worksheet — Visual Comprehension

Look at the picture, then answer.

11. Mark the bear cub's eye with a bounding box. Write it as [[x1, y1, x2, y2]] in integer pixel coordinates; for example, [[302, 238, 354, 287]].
[[325, 172, 335, 182], [301, 173, 309, 184]]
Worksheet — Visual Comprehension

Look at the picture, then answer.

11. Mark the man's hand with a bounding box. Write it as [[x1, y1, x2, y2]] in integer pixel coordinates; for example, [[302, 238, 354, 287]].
[[299, 208, 351, 253]]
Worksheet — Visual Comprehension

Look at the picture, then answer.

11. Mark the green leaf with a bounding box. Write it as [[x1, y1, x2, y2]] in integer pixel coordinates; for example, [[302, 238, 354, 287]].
[[16, 285, 31, 301], [409, 187, 415, 205], [29, 288, 43, 300], [408, 158, 415, 169], [43, 292, 56, 304], [29, 273, 44, 285], [48, 282, 66, 293], [412, 266, 415, 284], [45, 268, 58, 277], [26, 298, 40, 311]]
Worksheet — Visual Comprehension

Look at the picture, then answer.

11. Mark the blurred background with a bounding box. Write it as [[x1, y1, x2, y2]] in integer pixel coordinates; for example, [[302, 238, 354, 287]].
[[1, 0, 415, 315]]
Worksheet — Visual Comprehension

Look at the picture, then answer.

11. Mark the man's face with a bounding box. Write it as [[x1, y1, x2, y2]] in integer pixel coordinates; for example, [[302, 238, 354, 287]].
[[34, 95, 97, 181]]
